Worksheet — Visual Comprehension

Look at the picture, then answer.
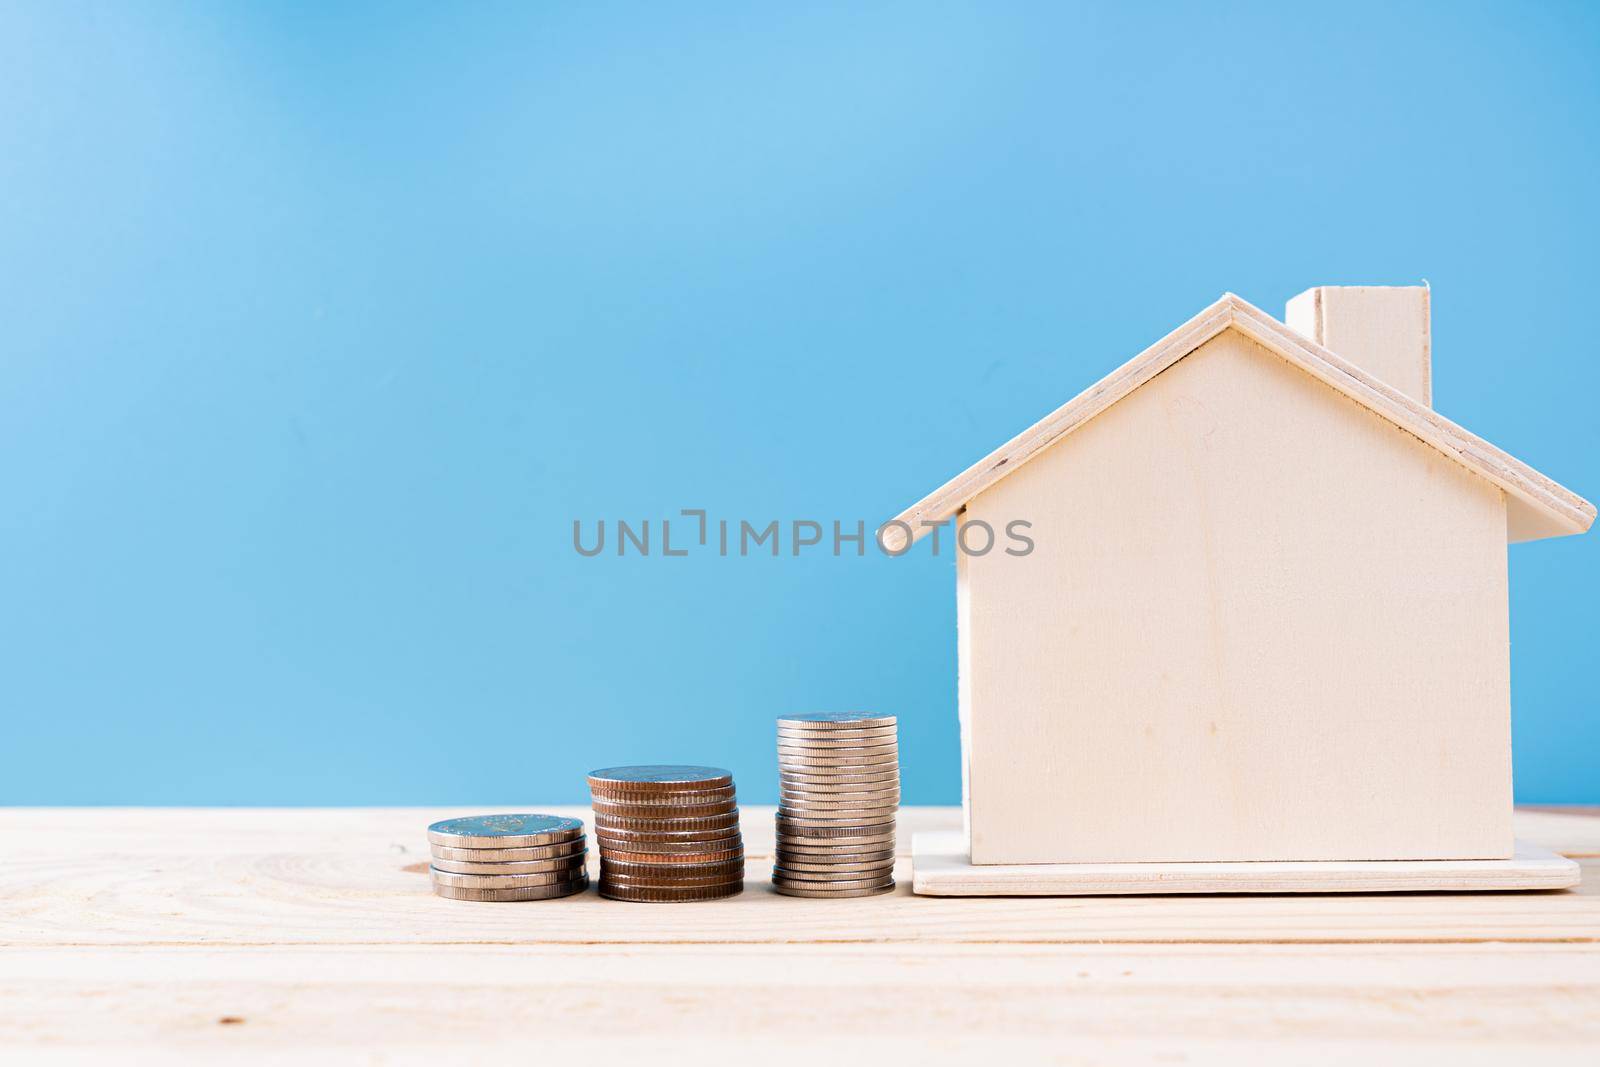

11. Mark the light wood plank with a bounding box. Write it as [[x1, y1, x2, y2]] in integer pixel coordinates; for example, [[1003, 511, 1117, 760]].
[[1285, 285, 1431, 405], [961, 327, 1514, 863], [885, 293, 1593, 547], [2, 808, 1597, 948], [1, 943, 1596, 1064], [914, 832, 1578, 895]]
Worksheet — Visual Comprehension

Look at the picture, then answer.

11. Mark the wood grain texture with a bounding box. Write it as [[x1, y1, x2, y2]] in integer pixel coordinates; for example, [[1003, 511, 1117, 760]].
[[914, 832, 1578, 895], [885, 293, 1593, 547], [1, 807, 1598, 1062], [963, 327, 1513, 864], [1286, 286, 1432, 405], [2, 944, 1598, 1065], [2, 807, 1598, 948]]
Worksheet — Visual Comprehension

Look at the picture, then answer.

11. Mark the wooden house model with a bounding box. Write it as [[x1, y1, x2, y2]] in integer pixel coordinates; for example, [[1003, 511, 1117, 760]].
[[893, 287, 1594, 892]]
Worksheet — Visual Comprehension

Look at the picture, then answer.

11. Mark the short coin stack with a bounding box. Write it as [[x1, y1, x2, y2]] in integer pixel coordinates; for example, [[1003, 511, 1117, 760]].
[[426, 814, 590, 901], [773, 712, 899, 897], [587, 765, 745, 902]]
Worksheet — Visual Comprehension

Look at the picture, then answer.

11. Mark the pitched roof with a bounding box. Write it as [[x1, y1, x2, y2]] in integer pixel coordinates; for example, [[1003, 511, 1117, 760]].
[[886, 293, 1594, 549]]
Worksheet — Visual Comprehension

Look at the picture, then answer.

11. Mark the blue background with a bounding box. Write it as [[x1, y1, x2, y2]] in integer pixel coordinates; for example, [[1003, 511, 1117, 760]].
[[3, 2, 1596, 805]]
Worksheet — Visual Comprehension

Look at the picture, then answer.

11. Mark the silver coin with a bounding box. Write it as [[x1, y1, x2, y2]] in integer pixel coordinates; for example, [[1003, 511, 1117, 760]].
[[778, 749, 899, 763], [427, 814, 585, 850], [776, 712, 897, 730], [776, 834, 896, 851], [775, 832, 896, 847], [777, 734, 897, 747], [778, 805, 900, 818], [432, 877, 590, 901], [429, 854, 589, 875], [778, 790, 900, 804], [777, 724, 898, 739], [778, 792, 900, 806], [430, 866, 589, 889], [772, 872, 896, 891], [771, 880, 896, 898], [779, 795, 900, 808], [430, 838, 586, 862], [777, 813, 899, 829], [777, 741, 899, 755], [780, 813, 899, 828], [775, 847, 896, 864], [778, 760, 898, 774], [777, 815, 896, 832], [781, 778, 899, 789], [777, 738, 900, 752], [586, 765, 733, 791], [780, 777, 900, 791], [780, 768, 900, 781], [772, 858, 896, 874]]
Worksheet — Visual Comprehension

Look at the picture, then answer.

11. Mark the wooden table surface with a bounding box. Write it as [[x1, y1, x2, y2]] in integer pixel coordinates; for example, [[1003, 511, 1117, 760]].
[[3, 806, 1598, 1064]]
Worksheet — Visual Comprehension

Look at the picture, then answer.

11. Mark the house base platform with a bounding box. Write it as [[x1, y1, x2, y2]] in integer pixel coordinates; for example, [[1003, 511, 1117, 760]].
[[911, 831, 1580, 896]]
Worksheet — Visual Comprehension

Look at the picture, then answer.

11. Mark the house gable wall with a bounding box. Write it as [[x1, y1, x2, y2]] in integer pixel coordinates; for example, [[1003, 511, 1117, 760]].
[[960, 327, 1511, 864]]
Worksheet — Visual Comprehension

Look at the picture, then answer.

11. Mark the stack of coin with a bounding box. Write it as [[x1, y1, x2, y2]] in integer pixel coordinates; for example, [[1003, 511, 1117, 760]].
[[426, 814, 590, 901], [773, 713, 898, 897], [587, 765, 745, 902]]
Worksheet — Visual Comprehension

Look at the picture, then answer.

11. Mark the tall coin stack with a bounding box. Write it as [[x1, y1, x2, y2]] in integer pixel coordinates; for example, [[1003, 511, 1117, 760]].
[[587, 765, 745, 902], [426, 814, 590, 901], [773, 712, 899, 897]]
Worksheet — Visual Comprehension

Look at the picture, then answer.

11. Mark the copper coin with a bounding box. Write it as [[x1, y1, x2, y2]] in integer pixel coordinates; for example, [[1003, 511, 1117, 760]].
[[601, 851, 745, 870], [595, 835, 745, 854], [432, 877, 590, 901], [595, 831, 742, 844], [588, 780, 736, 796], [593, 810, 741, 832], [600, 871, 745, 890], [586, 766, 733, 792], [590, 800, 737, 822], [600, 857, 745, 879], [427, 814, 585, 849], [599, 882, 744, 903]]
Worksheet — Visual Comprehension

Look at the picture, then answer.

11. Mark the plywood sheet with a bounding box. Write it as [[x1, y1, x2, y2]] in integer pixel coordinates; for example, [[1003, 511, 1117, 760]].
[[961, 327, 1512, 864]]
